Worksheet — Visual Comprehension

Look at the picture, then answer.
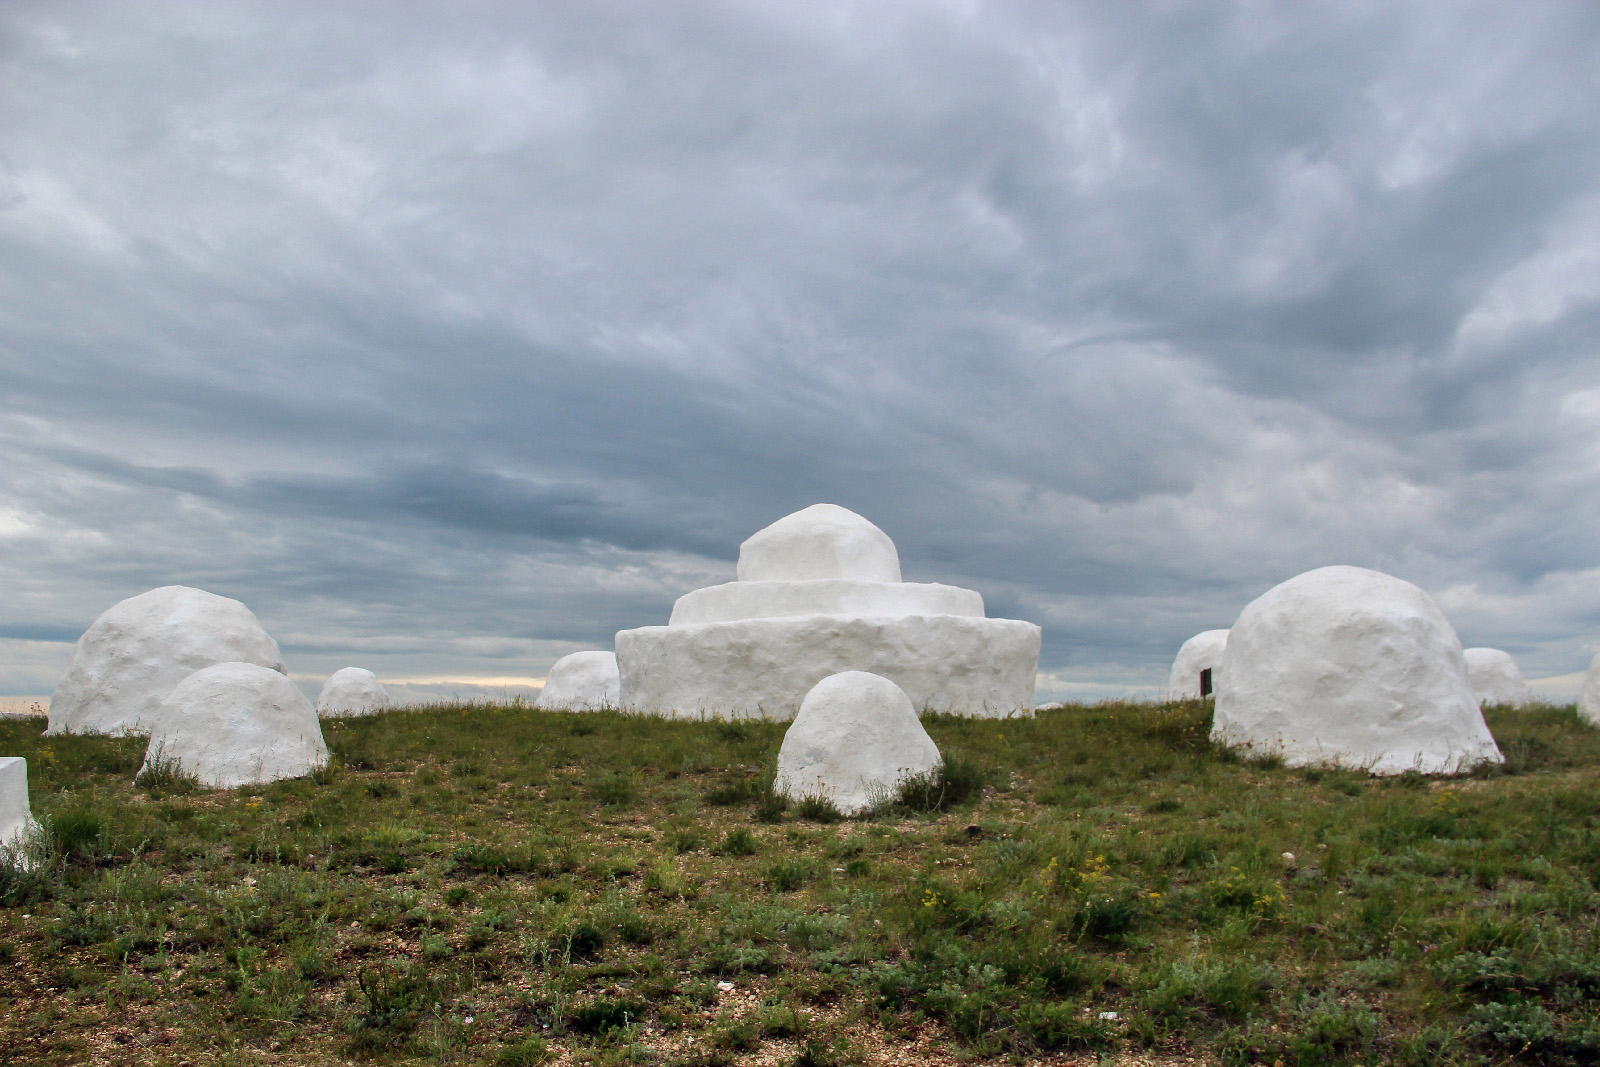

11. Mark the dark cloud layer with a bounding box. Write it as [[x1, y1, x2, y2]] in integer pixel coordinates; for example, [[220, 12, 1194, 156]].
[[3, 1, 1599, 699]]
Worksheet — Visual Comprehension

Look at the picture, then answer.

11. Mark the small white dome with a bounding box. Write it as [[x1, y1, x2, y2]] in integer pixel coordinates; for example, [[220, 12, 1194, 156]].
[[1214, 565, 1501, 775], [48, 586, 285, 737], [775, 671, 940, 815], [144, 661, 328, 789], [536, 651, 621, 711], [1167, 629, 1228, 699], [736, 504, 901, 583], [317, 667, 393, 718], [1462, 648, 1532, 708]]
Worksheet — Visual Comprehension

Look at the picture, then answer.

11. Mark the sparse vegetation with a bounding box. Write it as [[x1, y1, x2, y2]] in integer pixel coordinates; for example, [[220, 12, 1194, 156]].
[[1, 700, 1599, 1065]]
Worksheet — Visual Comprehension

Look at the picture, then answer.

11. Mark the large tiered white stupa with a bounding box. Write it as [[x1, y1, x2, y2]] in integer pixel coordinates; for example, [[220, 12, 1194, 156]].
[[615, 504, 1041, 719]]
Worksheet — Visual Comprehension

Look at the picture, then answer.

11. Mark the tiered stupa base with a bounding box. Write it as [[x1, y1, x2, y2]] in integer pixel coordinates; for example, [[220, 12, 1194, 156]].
[[616, 613, 1039, 720]]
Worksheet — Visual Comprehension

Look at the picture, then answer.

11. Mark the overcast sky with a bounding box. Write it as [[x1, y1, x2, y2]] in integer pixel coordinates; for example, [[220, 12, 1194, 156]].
[[3, 1, 1599, 703]]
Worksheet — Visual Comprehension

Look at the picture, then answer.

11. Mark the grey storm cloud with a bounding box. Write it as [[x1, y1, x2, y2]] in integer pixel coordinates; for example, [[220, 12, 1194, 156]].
[[2, 0, 1600, 700]]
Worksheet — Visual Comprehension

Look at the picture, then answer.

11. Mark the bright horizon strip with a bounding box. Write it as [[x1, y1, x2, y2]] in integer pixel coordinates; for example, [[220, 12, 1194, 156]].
[[286, 674, 547, 688]]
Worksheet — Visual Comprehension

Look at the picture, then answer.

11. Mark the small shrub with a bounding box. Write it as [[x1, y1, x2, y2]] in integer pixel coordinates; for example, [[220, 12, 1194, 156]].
[[498, 1036, 551, 1065], [704, 779, 758, 806], [890, 754, 989, 813], [713, 1018, 761, 1050], [795, 794, 843, 823], [1289, 992, 1378, 1064], [134, 746, 199, 795], [567, 995, 647, 1034], [1076, 888, 1143, 943], [347, 962, 439, 1050], [714, 828, 758, 857], [754, 785, 788, 824], [559, 922, 606, 960], [768, 858, 812, 892], [793, 1036, 862, 1067], [588, 771, 637, 808], [50, 807, 103, 858]]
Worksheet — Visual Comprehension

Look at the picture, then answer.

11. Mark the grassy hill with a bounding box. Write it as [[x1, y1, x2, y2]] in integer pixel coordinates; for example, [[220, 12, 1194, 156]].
[[2, 700, 1600, 1066]]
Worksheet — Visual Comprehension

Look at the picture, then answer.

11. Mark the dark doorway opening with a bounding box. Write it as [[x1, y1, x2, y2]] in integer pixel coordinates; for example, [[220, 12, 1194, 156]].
[[1199, 667, 1213, 697]]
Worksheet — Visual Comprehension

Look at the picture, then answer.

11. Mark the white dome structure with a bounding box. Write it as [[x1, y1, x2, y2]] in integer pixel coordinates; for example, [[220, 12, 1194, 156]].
[[1462, 648, 1533, 709], [1579, 652, 1600, 727], [1167, 629, 1229, 699], [0, 757, 38, 859], [775, 672, 941, 815], [48, 586, 286, 737], [1213, 566, 1502, 775], [142, 662, 328, 789], [615, 504, 1040, 719], [535, 651, 621, 710], [316, 667, 393, 718]]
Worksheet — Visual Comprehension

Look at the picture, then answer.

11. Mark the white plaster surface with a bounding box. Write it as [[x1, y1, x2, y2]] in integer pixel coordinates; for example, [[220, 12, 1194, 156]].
[[775, 672, 941, 815], [48, 586, 285, 737], [736, 504, 902, 583], [1166, 629, 1229, 699], [535, 651, 621, 710], [1463, 648, 1533, 708], [618, 614, 1040, 719], [1579, 651, 1600, 727], [618, 503, 1039, 719], [669, 580, 983, 625], [316, 667, 393, 718], [143, 661, 328, 789], [0, 757, 37, 855], [1213, 565, 1502, 775]]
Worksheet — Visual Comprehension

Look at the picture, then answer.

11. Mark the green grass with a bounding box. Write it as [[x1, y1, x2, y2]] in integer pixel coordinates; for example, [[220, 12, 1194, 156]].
[[2, 700, 1600, 1065]]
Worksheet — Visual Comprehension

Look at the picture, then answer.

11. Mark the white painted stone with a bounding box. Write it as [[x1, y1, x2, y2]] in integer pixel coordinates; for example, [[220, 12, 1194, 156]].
[[669, 580, 983, 625], [1213, 565, 1502, 775], [1579, 651, 1600, 727], [617, 504, 1040, 719], [0, 757, 38, 857], [535, 651, 621, 711], [143, 662, 328, 789], [1166, 629, 1229, 699], [1462, 648, 1533, 708], [47, 586, 285, 737], [618, 614, 1040, 720], [736, 504, 902, 583], [316, 667, 393, 718], [775, 672, 941, 816]]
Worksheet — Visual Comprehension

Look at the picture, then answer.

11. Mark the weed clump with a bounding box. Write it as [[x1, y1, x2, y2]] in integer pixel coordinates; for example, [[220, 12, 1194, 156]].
[[885, 753, 989, 814]]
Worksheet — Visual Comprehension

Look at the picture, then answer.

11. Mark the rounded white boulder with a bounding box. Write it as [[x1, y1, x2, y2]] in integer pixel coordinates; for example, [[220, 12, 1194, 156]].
[[1579, 651, 1600, 727], [536, 651, 621, 710], [1213, 566, 1502, 775], [737, 503, 902, 583], [142, 661, 329, 789], [775, 672, 940, 816], [1463, 648, 1533, 709], [316, 667, 393, 718], [1167, 629, 1229, 699], [48, 586, 286, 737]]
